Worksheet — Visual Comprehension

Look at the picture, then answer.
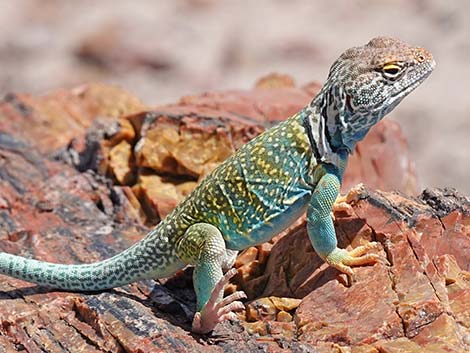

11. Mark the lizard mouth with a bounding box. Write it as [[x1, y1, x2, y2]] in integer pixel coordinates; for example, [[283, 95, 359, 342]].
[[389, 59, 435, 103]]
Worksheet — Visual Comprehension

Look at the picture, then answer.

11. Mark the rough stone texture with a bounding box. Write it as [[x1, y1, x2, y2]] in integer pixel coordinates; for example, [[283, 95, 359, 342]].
[[0, 77, 418, 226], [80, 77, 417, 225], [0, 84, 146, 155], [0, 132, 266, 352], [1, 82, 465, 352], [252, 185, 470, 351]]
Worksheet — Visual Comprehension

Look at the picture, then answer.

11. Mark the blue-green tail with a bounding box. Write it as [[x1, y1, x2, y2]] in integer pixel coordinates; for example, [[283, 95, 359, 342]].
[[0, 230, 184, 291]]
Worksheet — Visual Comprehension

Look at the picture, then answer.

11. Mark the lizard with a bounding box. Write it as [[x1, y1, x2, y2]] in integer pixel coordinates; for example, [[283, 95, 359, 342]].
[[0, 37, 435, 334]]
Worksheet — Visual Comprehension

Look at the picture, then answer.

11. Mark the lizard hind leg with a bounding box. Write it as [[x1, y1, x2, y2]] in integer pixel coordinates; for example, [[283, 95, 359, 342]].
[[222, 248, 238, 272], [176, 223, 246, 334]]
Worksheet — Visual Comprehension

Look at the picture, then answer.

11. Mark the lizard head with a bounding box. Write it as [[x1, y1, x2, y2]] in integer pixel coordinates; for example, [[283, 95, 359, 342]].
[[312, 36, 435, 152]]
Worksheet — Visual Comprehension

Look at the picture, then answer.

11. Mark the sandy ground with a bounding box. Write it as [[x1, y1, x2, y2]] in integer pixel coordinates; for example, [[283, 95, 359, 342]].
[[0, 0, 468, 193]]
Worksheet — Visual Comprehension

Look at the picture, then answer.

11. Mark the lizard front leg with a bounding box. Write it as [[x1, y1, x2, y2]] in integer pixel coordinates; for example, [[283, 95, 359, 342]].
[[307, 169, 383, 276], [176, 223, 246, 334]]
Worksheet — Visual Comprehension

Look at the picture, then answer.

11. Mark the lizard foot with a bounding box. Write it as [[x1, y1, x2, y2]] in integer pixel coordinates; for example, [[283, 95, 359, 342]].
[[192, 268, 247, 334], [325, 242, 388, 276]]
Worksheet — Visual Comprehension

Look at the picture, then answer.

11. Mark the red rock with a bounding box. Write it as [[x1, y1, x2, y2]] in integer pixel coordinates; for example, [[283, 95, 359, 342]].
[[178, 87, 311, 123], [266, 321, 297, 340], [243, 321, 269, 336], [374, 338, 422, 352], [296, 263, 402, 345], [412, 314, 463, 352], [1, 82, 462, 351], [134, 174, 181, 221], [237, 260, 265, 292], [344, 120, 418, 194], [1, 81, 418, 224], [0, 134, 219, 352], [251, 185, 470, 350], [270, 297, 302, 312], [257, 242, 274, 265], [133, 111, 235, 178], [434, 255, 470, 331], [234, 247, 259, 268], [0, 83, 146, 154]]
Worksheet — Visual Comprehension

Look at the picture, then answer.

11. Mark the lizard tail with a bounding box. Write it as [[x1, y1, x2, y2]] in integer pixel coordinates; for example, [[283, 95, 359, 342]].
[[0, 230, 183, 291]]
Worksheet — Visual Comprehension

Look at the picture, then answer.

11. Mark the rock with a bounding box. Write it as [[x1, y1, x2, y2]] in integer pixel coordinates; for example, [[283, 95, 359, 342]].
[[242, 320, 296, 340], [1, 80, 417, 224], [436, 255, 470, 337], [267, 321, 297, 340], [234, 246, 259, 268], [0, 81, 458, 351], [0, 133, 211, 352], [245, 297, 278, 322], [0, 83, 146, 154], [411, 314, 463, 352], [235, 260, 263, 286], [133, 174, 181, 222], [277, 311, 293, 322], [108, 139, 135, 184], [177, 85, 312, 123], [343, 119, 418, 195], [255, 73, 296, 89], [243, 321, 269, 336], [232, 219, 303, 299], [240, 295, 309, 339], [250, 185, 470, 351], [270, 297, 302, 312], [107, 118, 136, 146], [295, 262, 403, 344], [133, 110, 236, 178], [75, 24, 174, 72]]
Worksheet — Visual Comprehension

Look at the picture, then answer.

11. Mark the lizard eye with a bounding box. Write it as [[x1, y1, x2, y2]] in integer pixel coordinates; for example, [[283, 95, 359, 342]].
[[381, 63, 402, 79]]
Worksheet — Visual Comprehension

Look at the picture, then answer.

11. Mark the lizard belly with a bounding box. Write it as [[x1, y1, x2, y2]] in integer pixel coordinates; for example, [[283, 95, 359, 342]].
[[223, 192, 311, 250]]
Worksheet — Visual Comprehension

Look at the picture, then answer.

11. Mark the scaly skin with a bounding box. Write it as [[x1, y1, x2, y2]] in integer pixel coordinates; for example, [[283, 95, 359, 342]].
[[0, 37, 435, 334]]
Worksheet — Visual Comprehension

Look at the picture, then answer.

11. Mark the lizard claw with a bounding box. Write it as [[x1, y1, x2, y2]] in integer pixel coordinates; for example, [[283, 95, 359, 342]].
[[192, 268, 247, 334], [325, 242, 388, 276]]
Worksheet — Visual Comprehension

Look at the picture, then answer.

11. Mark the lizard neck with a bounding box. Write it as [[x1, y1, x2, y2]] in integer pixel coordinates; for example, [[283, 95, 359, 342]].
[[299, 97, 350, 167], [302, 82, 385, 159]]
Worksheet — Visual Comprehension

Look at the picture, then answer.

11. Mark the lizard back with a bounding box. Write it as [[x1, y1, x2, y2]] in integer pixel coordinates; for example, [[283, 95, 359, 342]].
[[171, 111, 317, 250]]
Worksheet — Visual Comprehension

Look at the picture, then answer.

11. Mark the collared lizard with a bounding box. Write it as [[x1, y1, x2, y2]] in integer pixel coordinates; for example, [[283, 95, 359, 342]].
[[0, 37, 435, 333]]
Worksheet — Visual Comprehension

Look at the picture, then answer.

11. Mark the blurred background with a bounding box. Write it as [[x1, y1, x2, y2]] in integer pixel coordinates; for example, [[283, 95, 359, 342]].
[[0, 0, 468, 193]]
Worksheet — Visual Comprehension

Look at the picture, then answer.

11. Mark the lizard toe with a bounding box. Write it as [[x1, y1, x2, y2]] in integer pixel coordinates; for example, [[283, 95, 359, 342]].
[[192, 269, 246, 334], [325, 242, 386, 276]]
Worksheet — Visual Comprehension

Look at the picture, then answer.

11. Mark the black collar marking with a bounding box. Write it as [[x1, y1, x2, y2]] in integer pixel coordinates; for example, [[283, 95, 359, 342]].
[[302, 113, 322, 163]]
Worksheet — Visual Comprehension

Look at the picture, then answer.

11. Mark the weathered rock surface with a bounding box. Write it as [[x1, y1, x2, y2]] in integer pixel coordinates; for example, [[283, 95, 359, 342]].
[[0, 77, 418, 225], [1, 81, 465, 352], [59, 78, 416, 225], [0, 84, 146, 155], [230, 185, 470, 352]]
